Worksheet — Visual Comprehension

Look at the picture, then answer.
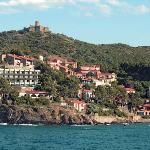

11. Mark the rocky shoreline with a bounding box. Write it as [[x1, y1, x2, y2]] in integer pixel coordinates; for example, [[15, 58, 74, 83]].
[[0, 104, 146, 125]]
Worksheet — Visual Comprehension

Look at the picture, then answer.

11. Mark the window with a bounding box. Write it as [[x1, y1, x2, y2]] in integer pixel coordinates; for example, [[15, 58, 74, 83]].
[[31, 94, 36, 97]]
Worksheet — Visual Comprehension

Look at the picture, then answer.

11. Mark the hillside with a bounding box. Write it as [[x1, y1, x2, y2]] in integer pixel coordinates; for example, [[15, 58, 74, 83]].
[[0, 30, 150, 94]]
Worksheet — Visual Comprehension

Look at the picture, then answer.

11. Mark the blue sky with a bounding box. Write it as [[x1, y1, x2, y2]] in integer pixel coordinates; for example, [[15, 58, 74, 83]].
[[0, 0, 150, 46]]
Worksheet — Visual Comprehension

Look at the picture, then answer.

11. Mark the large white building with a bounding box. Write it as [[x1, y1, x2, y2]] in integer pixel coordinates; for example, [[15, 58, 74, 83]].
[[0, 68, 40, 86], [0, 54, 40, 87]]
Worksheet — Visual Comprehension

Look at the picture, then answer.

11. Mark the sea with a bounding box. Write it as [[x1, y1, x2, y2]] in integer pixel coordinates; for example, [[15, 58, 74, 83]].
[[0, 123, 149, 150]]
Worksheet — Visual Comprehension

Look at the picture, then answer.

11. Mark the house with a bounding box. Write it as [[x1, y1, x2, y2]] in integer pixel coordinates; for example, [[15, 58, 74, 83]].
[[78, 89, 93, 99], [46, 55, 77, 75], [66, 99, 86, 112], [137, 103, 150, 116], [19, 90, 49, 99], [46, 55, 77, 69], [82, 89, 94, 100], [80, 64, 100, 74], [93, 79, 111, 87], [124, 88, 136, 94], [75, 64, 117, 86], [0, 54, 34, 69], [0, 54, 40, 87], [23, 21, 49, 33]]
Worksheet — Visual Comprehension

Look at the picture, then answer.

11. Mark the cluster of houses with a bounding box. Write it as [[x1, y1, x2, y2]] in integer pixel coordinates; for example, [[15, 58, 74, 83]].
[[44, 55, 117, 100], [0, 53, 86, 112], [0, 53, 149, 115]]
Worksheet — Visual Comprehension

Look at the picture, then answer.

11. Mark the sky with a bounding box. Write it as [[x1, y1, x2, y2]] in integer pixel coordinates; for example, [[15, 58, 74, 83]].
[[0, 0, 150, 46]]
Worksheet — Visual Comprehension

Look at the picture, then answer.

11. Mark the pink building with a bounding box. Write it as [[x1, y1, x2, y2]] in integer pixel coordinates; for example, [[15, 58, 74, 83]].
[[80, 64, 100, 75], [0, 54, 34, 69], [46, 55, 77, 75], [66, 99, 86, 112], [137, 103, 150, 116]]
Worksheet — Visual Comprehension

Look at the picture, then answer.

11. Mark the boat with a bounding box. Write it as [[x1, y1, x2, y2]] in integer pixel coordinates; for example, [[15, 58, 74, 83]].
[[123, 123, 129, 126]]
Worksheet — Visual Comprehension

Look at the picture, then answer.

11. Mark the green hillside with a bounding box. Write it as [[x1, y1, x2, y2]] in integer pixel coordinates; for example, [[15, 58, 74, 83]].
[[0, 30, 150, 96]]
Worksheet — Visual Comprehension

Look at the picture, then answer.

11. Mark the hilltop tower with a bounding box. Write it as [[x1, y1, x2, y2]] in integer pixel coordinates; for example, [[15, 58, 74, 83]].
[[23, 21, 49, 33], [35, 21, 40, 27]]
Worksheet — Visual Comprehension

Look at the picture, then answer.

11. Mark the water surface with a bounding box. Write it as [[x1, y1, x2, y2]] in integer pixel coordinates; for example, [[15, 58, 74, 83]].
[[0, 124, 149, 150]]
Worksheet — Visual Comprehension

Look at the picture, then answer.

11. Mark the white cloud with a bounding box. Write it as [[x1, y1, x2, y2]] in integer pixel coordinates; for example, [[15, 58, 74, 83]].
[[107, 0, 120, 6], [0, 0, 149, 15], [135, 5, 149, 14]]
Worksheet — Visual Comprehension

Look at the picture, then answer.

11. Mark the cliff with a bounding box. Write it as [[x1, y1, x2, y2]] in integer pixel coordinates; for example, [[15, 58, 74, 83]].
[[0, 104, 93, 125], [0, 104, 142, 125]]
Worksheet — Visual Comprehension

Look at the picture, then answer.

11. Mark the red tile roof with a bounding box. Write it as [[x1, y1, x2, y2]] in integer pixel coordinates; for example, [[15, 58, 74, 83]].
[[25, 90, 48, 94], [125, 88, 135, 92], [7, 54, 33, 61], [7, 54, 22, 60], [143, 104, 150, 107], [67, 99, 86, 104]]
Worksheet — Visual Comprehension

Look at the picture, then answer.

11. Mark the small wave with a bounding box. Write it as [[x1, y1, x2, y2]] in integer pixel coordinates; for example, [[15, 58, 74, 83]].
[[71, 124, 94, 127], [15, 124, 39, 126], [0, 123, 8, 126]]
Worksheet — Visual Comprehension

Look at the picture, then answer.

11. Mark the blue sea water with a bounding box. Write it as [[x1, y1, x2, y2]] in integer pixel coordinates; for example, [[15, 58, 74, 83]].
[[0, 124, 149, 150]]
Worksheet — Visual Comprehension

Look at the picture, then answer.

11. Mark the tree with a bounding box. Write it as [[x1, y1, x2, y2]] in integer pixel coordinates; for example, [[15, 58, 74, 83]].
[[94, 86, 107, 102], [0, 77, 12, 103], [36, 74, 59, 100], [86, 71, 95, 78]]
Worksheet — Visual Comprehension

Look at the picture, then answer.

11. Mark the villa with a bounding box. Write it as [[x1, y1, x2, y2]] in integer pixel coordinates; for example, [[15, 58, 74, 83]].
[[66, 99, 86, 112], [137, 103, 150, 116], [46, 55, 77, 75]]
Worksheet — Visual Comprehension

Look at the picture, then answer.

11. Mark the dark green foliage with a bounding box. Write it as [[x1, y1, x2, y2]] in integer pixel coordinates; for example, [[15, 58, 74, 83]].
[[16, 96, 50, 106], [35, 61, 80, 99]]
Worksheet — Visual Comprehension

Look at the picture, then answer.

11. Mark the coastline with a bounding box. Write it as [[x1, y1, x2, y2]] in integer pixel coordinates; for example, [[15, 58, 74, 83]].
[[0, 104, 147, 126]]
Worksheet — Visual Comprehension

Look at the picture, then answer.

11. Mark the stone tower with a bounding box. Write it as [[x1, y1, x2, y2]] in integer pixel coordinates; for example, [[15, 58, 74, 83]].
[[35, 21, 40, 27]]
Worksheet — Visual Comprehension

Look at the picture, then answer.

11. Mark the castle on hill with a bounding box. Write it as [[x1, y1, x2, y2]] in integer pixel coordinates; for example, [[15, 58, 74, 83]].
[[23, 21, 49, 33]]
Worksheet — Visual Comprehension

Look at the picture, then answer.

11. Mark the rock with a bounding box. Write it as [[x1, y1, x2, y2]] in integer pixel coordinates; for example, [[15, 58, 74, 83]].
[[0, 104, 93, 125]]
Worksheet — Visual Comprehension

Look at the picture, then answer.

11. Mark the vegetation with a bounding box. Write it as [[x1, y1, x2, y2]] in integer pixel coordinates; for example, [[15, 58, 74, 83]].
[[15, 96, 50, 106], [35, 61, 80, 100], [0, 29, 149, 117], [0, 30, 149, 96]]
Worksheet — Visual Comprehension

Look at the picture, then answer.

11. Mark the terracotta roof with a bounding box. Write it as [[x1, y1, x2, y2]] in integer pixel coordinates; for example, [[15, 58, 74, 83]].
[[125, 88, 135, 91], [25, 90, 48, 94], [7, 54, 22, 60], [19, 56, 33, 61], [7, 54, 33, 61], [67, 99, 86, 104], [143, 104, 150, 107], [71, 100, 86, 104], [81, 64, 100, 68]]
